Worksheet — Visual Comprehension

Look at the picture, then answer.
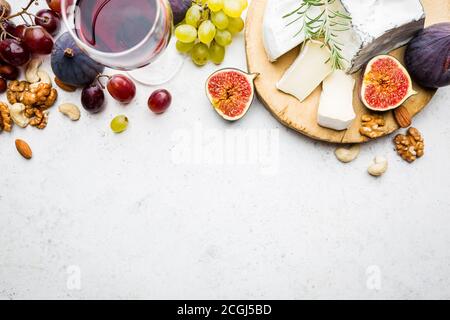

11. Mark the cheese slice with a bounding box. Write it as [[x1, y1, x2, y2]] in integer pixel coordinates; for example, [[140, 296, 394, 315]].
[[262, 0, 322, 62], [262, 0, 425, 73], [317, 70, 356, 131], [277, 40, 333, 102]]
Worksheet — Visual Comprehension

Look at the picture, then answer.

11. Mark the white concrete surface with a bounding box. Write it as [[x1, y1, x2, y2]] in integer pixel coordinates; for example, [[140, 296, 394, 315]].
[[1, 1, 450, 300]]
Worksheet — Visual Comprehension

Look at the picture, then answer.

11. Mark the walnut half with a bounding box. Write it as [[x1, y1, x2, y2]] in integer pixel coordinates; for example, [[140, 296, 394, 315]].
[[25, 107, 48, 130], [0, 102, 12, 133], [359, 114, 388, 139], [7, 80, 57, 109], [394, 127, 425, 163], [7, 80, 30, 105], [24, 83, 58, 109]]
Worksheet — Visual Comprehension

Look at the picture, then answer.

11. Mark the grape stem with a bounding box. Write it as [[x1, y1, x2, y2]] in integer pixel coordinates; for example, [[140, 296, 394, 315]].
[[96, 74, 112, 89], [0, 9, 20, 41], [29, 12, 49, 23], [192, 0, 211, 22], [3, 0, 38, 21], [0, 0, 41, 40]]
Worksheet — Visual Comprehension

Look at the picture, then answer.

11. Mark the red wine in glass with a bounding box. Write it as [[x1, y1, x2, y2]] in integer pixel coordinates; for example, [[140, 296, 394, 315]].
[[75, 0, 157, 53], [62, 0, 182, 84]]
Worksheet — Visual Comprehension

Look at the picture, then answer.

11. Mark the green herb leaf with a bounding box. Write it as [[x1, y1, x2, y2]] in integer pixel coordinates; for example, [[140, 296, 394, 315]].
[[284, 0, 352, 70]]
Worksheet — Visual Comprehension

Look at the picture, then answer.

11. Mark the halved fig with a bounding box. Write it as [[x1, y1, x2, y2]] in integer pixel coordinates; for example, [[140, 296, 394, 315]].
[[206, 68, 258, 121], [361, 55, 417, 111]]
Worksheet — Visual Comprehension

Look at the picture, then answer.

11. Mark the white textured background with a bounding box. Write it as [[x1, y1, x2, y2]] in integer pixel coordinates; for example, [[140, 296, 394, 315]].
[[1, 0, 450, 300]]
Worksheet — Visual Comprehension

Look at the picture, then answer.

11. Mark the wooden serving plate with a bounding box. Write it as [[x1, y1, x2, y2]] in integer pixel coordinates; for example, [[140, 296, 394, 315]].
[[245, 0, 449, 143]]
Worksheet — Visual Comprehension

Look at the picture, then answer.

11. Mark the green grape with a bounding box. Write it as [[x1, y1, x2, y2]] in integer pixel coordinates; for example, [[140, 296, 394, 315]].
[[238, 0, 248, 10], [198, 20, 216, 44], [111, 115, 129, 133], [175, 24, 197, 43], [208, 0, 223, 12], [227, 16, 244, 34], [223, 0, 243, 18], [176, 40, 195, 53], [215, 29, 232, 47], [211, 10, 229, 30], [191, 43, 209, 66], [200, 6, 210, 22], [185, 5, 202, 27], [209, 42, 225, 64]]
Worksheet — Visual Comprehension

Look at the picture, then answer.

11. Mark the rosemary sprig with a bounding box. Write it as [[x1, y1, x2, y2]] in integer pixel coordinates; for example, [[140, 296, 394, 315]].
[[284, 0, 351, 70]]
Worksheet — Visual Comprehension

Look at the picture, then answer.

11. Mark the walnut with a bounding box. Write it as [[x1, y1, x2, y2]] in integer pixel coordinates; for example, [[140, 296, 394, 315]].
[[359, 114, 387, 139], [25, 107, 48, 130], [394, 127, 425, 163], [7, 80, 57, 108], [7, 80, 30, 105], [0, 102, 12, 133], [36, 113, 49, 130], [24, 83, 58, 108]]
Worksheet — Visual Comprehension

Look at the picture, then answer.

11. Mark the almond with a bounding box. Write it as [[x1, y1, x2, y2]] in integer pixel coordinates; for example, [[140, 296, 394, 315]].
[[54, 77, 77, 92], [15, 139, 32, 159], [394, 106, 412, 128]]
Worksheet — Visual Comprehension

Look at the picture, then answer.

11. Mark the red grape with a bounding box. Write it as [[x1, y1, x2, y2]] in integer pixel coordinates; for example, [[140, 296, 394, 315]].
[[81, 84, 105, 113], [35, 9, 61, 36], [148, 89, 172, 114], [23, 26, 54, 55], [107, 75, 136, 104], [11, 24, 28, 40], [0, 39, 31, 66], [0, 64, 19, 80], [0, 77, 6, 94], [1, 20, 16, 38]]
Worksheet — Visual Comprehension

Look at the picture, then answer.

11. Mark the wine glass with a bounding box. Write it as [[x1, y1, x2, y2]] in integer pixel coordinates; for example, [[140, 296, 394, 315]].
[[60, 0, 184, 85]]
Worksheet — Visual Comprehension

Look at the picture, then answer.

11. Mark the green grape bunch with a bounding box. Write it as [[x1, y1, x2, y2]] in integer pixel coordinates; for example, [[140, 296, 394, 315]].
[[174, 0, 247, 66]]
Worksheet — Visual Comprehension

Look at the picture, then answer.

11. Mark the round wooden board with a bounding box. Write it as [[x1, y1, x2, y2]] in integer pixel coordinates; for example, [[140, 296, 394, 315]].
[[245, 0, 449, 144]]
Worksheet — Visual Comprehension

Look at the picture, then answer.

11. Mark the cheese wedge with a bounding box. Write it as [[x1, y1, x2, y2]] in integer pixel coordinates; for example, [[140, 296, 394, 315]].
[[317, 70, 356, 131], [277, 40, 332, 102]]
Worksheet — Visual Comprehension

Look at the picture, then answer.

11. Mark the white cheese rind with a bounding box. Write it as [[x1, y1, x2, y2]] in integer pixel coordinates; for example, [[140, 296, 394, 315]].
[[317, 70, 356, 131], [339, 0, 425, 73], [277, 40, 333, 102]]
